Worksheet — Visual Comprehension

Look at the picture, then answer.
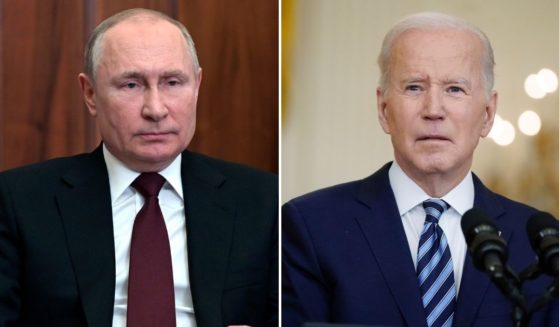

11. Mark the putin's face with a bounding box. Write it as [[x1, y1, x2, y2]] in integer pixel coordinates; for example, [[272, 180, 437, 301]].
[[80, 16, 201, 172]]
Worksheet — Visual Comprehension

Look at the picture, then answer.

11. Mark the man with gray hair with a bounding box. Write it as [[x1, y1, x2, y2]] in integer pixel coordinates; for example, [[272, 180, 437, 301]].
[[0, 8, 277, 327], [283, 12, 558, 326]]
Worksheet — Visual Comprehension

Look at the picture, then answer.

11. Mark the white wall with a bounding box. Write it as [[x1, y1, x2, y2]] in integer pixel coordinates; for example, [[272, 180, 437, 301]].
[[282, 0, 559, 211]]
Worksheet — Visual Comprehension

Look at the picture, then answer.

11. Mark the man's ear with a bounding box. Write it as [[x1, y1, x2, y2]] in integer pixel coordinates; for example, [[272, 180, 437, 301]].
[[194, 67, 203, 99], [78, 73, 97, 117], [480, 91, 498, 137], [377, 88, 391, 134]]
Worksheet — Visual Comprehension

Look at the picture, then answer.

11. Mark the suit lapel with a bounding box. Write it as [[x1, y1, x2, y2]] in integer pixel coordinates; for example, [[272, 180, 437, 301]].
[[353, 166, 514, 325], [353, 163, 428, 327], [181, 151, 235, 326], [56, 147, 115, 326], [454, 174, 512, 326]]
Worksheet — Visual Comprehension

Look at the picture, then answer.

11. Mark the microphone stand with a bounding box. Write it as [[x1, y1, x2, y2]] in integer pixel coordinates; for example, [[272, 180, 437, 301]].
[[489, 264, 529, 327], [485, 261, 559, 326], [530, 278, 559, 313], [520, 264, 559, 317]]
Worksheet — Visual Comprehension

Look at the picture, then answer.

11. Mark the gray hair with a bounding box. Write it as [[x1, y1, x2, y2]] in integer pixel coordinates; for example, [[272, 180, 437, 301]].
[[377, 12, 495, 98], [84, 8, 200, 81]]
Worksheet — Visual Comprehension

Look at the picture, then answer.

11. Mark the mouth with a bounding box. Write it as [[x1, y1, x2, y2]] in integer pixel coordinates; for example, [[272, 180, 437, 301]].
[[417, 135, 451, 142], [136, 131, 176, 141]]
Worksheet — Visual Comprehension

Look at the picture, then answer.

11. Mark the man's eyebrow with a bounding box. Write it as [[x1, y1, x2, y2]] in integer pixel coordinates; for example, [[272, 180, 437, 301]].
[[110, 70, 191, 83], [401, 75, 428, 84], [161, 70, 190, 80], [112, 71, 145, 82], [404, 78, 426, 84], [444, 78, 471, 87]]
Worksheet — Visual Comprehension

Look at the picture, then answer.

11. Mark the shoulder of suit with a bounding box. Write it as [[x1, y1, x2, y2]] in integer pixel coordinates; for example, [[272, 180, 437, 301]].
[[472, 172, 539, 219], [286, 179, 364, 210], [488, 188, 539, 218], [285, 163, 390, 207], [0, 153, 96, 201], [0, 153, 90, 182], [184, 150, 277, 184]]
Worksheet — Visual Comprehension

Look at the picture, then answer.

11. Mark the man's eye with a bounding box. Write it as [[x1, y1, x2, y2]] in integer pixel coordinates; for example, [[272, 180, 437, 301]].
[[405, 85, 422, 92], [448, 86, 464, 93], [124, 82, 138, 89], [167, 79, 181, 86]]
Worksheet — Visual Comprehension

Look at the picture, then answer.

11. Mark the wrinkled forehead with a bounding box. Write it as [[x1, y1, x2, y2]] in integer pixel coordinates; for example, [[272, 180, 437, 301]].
[[103, 16, 186, 50], [98, 17, 193, 71], [389, 28, 484, 78], [394, 28, 482, 60]]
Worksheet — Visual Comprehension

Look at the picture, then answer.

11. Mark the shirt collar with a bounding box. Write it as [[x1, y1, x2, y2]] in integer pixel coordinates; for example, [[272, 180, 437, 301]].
[[102, 144, 184, 204], [388, 161, 474, 216]]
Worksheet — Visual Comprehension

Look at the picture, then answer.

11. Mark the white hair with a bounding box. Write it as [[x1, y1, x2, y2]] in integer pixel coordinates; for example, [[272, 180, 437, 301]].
[[377, 12, 495, 98]]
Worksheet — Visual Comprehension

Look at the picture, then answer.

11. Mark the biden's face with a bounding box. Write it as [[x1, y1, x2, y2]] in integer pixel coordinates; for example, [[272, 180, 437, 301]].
[[377, 28, 496, 183]]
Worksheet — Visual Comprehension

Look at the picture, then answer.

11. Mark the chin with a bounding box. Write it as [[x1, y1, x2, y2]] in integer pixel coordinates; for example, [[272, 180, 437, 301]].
[[133, 146, 181, 163], [415, 157, 454, 175], [145, 152, 180, 163]]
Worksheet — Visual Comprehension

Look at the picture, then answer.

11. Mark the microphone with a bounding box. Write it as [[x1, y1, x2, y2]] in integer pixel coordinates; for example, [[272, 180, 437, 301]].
[[461, 208, 508, 276], [462, 208, 528, 326], [526, 212, 559, 276]]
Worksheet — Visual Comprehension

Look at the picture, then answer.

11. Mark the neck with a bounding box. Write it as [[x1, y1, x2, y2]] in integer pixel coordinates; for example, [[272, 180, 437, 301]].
[[396, 161, 470, 198]]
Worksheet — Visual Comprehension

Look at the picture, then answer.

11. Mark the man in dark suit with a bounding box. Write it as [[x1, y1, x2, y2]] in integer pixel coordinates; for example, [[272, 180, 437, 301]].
[[0, 8, 277, 327], [283, 12, 559, 327]]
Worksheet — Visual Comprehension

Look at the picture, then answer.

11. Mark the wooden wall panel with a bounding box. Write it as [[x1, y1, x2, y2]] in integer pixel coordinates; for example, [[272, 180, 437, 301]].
[[91, 0, 176, 22], [180, 1, 279, 172], [1, 0, 90, 170], [1, 0, 278, 173]]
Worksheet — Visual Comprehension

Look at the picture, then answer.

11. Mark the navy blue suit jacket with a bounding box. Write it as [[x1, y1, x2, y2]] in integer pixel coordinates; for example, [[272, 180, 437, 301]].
[[283, 162, 559, 326]]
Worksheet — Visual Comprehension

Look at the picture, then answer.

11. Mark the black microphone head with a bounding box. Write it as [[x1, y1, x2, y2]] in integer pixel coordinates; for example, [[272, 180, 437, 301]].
[[461, 208, 499, 244], [461, 208, 508, 272], [527, 211, 559, 250], [527, 211, 559, 275]]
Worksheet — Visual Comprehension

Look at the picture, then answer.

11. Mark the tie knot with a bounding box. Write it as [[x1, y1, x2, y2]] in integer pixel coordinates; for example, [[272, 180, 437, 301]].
[[422, 198, 449, 223], [132, 173, 166, 198]]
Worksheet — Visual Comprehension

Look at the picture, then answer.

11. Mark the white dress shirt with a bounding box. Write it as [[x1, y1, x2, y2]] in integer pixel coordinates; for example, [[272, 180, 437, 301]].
[[388, 161, 474, 293], [103, 145, 196, 327]]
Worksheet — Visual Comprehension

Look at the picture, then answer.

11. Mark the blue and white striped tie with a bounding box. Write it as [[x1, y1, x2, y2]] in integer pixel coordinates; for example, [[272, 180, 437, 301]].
[[417, 199, 456, 327]]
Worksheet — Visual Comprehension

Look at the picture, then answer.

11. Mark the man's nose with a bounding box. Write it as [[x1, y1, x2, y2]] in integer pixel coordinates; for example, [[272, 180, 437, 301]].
[[142, 88, 168, 121], [423, 88, 445, 120]]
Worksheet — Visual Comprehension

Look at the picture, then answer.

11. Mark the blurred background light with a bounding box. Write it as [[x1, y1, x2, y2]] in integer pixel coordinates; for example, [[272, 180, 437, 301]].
[[537, 68, 558, 93], [524, 68, 558, 99], [525, 73, 547, 99], [518, 110, 542, 136], [487, 114, 503, 139], [489, 115, 516, 146]]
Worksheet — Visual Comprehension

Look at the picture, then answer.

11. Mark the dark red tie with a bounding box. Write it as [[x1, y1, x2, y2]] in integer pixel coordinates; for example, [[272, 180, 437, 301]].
[[127, 173, 176, 326]]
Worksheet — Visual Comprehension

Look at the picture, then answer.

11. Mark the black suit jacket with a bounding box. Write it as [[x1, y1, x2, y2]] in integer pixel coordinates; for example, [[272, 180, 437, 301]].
[[0, 146, 278, 326], [283, 162, 559, 327]]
